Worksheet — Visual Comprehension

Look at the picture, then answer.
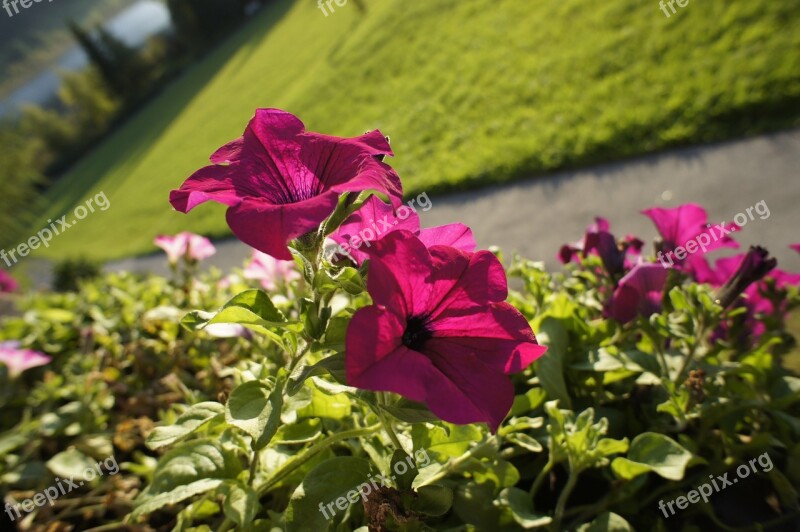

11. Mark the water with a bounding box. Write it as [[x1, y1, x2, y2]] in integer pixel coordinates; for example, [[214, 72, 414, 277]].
[[0, 0, 172, 117]]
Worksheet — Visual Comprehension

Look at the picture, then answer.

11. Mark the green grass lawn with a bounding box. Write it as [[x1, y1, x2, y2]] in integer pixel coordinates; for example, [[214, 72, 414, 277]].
[[33, 0, 800, 262]]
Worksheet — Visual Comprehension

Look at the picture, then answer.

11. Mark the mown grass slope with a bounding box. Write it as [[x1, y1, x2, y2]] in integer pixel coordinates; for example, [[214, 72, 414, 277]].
[[34, 0, 800, 261]]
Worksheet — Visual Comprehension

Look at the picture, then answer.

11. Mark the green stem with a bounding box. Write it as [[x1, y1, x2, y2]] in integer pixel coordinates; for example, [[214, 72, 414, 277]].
[[82, 523, 129, 532], [529, 459, 554, 499], [248, 448, 260, 487], [674, 317, 706, 385], [257, 424, 381, 497], [419, 435, 498, 486], [551, 470, 579, 532], [375, 394, 405, 452]]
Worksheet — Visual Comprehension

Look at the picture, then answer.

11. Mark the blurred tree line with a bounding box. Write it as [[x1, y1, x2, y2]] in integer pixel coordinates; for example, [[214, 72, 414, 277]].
[[0, 0, 268, 250]]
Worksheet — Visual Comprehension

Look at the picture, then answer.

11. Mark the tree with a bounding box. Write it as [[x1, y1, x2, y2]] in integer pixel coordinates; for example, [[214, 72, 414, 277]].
[[68, 21, 150, 104], [0, 126, 44, 250]]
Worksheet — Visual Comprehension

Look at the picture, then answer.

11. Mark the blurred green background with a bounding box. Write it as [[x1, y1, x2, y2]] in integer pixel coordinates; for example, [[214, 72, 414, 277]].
[[0, 0, 798, 262]]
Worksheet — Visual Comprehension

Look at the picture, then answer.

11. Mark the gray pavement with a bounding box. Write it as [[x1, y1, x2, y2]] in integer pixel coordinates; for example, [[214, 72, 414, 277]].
[[105, 128, 800, 279]]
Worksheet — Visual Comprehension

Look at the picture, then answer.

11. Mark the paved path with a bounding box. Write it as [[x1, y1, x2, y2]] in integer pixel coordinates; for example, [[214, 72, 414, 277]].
[[104, 129, 800, 279]]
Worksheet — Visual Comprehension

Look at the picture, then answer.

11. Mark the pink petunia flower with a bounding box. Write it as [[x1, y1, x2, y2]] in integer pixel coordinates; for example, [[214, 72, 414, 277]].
[[154, 232, 216, 264], [169, 109, 403, 260], [329, 196, 475, 264], [606, 263, 670, 324], [643, 204, 738, 282], [345, 231, 547, 431], [243, 250, 301, 291], [559, 218, 643, 276], [0, 341, 51, 378], [0, 270, 18, 293], [559, 217, 610, 264], [706, 248, 797, 341], [791, 244, 800, 254]]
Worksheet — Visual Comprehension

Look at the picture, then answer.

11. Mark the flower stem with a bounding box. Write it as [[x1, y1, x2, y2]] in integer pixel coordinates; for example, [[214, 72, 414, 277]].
[[257, 424, 381, 497], [551, 470, 579, 532], [376, 403, 405, 452], [419, 435, 498, 486], [529, 459, 554, 500], [674, 317, 706, 385], [248, 448, 260, 487]]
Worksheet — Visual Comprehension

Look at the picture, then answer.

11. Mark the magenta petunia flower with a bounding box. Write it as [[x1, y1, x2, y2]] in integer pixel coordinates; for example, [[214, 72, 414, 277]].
[[0, 270, 18, 294], [606, 263, 670, 324], [559, 217, 643, 276], [559, 217, 610, 264], [345, 231, 546, 431], [169, 109, 403, 260], [0, 341, 51, 378], [706, 249, 795, 341], [791, 244, 800, 254], [244, 250, 300, 291], [329, 196, 475, 264], [643, 204, 738, 281], [154, 232, 216, 264]]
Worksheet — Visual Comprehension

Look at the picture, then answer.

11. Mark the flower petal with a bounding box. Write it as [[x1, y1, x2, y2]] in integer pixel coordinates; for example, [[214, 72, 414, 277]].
[[226, 193, 340, 260], [419, 224, 476, 253]]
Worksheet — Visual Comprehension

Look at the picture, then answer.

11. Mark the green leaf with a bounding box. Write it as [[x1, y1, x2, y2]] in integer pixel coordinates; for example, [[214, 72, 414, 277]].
[[0, 432, 29, 459], [535, 317, 572, 409], [274, 419, 323, 444], [411, 424, 484, 458], [287, 353, 346, 396], [37, 308, 75, 323], [495, 487, 551, 528], [572, 348, 625, 372], [391, 450, 418, 491], [596, 438, 629, 457], [285, 457, 374, 531], [612, 433, 692, 481], [319, 316, 349, 353], [382, 399, 441, 424], [297, 384, 352, 420], [413, 485, 454, 517], [146, 402, 225, 450], [226, 380, 284, 450], [147, 440, 243, 494], [510, 388, 547, 416], [46, 448, 96, 479], [182, 290, 295, 342], [132, 479, 224, 519], [619, 349, 661, 375], [576, 512, 634, 532], [331, 267, 365, 295], [473, 459, 520, 490], [500, 416, 544, 436], [220, 481, 258, 527], [506, 433, 544, 453], [132, 439, 242, 519]]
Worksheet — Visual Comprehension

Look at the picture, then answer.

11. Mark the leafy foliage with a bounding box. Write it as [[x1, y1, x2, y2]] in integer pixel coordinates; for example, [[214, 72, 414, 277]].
[[1, 244, 798, 530]]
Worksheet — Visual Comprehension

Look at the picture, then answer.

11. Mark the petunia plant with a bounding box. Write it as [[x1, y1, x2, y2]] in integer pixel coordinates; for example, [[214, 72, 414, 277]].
[[131, 109, 549, 530], [106, 110, 800, 531]]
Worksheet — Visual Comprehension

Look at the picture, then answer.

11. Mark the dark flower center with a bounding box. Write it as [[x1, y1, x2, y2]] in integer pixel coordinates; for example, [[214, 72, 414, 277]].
[[402, 316, 433, 351]]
